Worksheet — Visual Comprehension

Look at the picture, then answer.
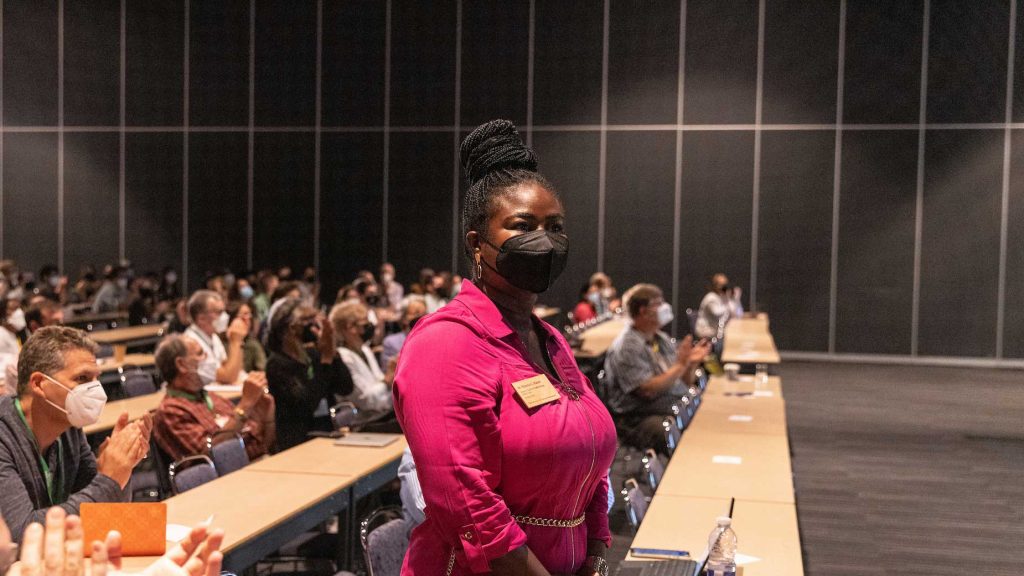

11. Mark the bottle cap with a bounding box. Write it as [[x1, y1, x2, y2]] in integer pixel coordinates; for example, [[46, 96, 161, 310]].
[[716, 516, 732, 526]]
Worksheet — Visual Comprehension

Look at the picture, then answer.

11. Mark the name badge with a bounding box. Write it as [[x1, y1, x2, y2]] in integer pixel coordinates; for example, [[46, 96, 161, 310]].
[[511, 374, 561, 409]]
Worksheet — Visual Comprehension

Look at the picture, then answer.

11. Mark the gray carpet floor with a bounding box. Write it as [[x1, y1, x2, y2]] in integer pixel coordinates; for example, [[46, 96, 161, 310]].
[[607, 361, 1024, 576]]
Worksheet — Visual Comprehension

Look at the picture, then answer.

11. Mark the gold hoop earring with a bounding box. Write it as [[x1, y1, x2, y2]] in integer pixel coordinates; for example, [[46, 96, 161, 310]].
[[474, 250, 483, 280]]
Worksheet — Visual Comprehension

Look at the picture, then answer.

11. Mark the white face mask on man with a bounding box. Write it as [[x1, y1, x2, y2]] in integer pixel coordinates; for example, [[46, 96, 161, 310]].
[[7, 308, 25, 332], [656, 302, 675, 327], [213, 311, 230, 333], [41, 374, 107, 428]]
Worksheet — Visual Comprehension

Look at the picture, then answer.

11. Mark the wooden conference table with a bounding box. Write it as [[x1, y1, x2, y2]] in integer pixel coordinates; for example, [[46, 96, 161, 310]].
[[83, 384, 242, 436], [97, 353, 156, 374], [88, 324, 166, 347], [574, 317, 627, 359], [120, 436, 407, 573], [720, 317, 781, 365]]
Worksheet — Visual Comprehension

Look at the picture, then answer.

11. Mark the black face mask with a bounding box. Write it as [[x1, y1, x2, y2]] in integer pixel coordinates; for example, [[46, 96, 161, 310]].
[[407, 315, 424, 331], [301, 323, 319, 344], [365, 295, 380, 307], [482, 230, 569, 294], [360, 322, 375, 343]]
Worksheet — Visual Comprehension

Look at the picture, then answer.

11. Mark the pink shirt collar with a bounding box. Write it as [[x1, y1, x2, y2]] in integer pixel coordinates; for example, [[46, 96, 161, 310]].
[[453, 280, 551, 341]]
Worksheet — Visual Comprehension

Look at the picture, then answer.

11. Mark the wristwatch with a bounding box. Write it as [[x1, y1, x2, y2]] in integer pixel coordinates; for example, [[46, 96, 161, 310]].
[[234, 406, 249, 421], [582, 556, 609, 576]]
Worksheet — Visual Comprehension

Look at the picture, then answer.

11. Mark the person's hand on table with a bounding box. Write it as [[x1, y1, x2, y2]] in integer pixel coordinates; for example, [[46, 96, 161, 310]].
[[96, 413, 149, 489], [6, 507, 223, 576]]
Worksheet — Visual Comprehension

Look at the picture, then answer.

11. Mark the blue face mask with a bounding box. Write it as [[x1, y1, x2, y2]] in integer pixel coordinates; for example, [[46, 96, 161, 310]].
[[239, 285, 254, 300]]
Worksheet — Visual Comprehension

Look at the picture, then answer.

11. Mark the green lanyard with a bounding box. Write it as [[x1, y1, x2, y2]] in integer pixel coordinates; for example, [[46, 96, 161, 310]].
[[165, 388, 214, 412], [14, 398, 63, 505]]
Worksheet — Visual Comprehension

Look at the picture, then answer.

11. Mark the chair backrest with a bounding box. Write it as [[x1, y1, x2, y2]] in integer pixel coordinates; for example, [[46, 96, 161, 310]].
[[121, 369, 156, 398], [685, 308, 699, 335], [206, 432, 250, 476], [694, 366, 709, 392], [360, 507, 410, 576], [149, 436, 174, 498], [688, 385, 702, 409], [642, 449, 665, 491], [330, 402, 359, 431], [168, 455, 217, 494], [672, 400, 691, 432], [662, 417, 681, 455], [621, 478, 648, 529]]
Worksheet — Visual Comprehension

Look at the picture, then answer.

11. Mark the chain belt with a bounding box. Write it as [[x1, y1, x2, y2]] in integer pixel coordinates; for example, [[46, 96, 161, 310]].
[[512, 513, 586, 528]]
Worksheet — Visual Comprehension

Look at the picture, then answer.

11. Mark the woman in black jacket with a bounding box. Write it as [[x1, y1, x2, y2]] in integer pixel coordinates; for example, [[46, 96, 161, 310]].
[[265, 298, 354, 451]]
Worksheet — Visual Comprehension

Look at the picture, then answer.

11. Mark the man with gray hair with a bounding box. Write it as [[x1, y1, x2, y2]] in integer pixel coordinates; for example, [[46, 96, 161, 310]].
[[152, 334, 274, 461], [184, 289, 251, 385], [0, 326, 152, 542]]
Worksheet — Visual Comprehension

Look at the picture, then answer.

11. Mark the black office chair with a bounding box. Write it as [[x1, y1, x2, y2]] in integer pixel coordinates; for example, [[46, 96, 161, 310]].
[[308, 402, 359, 438], [662, 417, 681, 455], [621, 478, 649, 531], [120, 367, 157, 398], [206, 432, 249, 476], [360, 506, 410, 576], [641, 449, 665, 491], [168, 455, 217, 494]]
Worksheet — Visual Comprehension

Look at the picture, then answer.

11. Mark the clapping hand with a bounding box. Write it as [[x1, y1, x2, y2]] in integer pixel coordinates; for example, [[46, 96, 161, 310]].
[[96, 413, 153, 489], [6, 507, 223, 576]]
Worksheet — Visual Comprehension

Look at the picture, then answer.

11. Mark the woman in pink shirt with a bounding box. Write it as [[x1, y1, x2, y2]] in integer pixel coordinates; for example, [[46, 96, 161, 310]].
[[393, 120, 617, 576]]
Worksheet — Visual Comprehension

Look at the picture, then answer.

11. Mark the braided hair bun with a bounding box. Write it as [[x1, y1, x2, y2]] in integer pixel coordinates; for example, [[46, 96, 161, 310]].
[[460, 119, 537, 184]]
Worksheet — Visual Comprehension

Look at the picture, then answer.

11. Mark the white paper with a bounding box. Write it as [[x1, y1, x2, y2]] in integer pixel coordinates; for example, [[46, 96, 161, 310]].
[[711, 455, 743, 465], [753, 390, 774, 397], [728, 414, 754, 423], [736, 552, 762, 565], [736, 375, 755, 383]]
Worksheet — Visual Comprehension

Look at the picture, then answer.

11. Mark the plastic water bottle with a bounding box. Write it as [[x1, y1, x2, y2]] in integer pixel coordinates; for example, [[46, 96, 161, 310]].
[[706, 516, 738, 576]]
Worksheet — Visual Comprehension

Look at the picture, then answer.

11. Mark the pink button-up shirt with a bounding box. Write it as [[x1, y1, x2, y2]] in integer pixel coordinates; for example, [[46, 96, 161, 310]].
[[394, 281, 617, 575]]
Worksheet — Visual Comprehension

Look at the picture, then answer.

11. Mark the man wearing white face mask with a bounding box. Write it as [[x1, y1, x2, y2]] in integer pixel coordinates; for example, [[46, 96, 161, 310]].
[[603, 283, 711, 455], [184, 290, 250, 385], [0, 326, 152, 542]]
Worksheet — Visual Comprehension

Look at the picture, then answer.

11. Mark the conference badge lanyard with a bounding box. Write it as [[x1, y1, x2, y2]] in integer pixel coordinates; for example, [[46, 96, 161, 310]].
[[166, 388, 215, 412], [14, 398, 64, 505]]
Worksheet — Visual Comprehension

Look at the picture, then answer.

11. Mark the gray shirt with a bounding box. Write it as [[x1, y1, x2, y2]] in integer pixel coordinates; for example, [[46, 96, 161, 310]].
[[0, 396, 128, 542], [603, 325, 684, 418]]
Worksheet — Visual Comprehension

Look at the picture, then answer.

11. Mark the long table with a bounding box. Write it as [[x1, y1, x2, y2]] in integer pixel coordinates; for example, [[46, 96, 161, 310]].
[[89, 324, 167, 347], [120, 436, 407, 573], [721, 318, 781, 364], [574, 317, 627, 359], [84, 385, 242, 436]]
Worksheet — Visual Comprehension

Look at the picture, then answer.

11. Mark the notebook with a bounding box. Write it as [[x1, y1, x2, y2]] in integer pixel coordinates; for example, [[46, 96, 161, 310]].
[[613, 559, 701, 576], [333, 433, 402, 447], [81, 502, 167, 557]]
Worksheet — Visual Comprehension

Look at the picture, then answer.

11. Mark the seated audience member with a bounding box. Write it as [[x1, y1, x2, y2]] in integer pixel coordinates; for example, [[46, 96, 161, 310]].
[[184, 290, 249, 385], [228, 302, 266, 373], [397, 447, 425, 527], [35, 266, 68, 305], [250, 271, 278, 323], [378, 262, 403, 313], [152, 335, 274, 462], [694, 273, 744, 340], [91, 267, 130, 313], [423, 273, 448, 313], [127, 274, 159, 326], [380, 296, 426, 370], [588, 272, 619, 315], [165, 298, 190, 334], [573, 283, 597, 324], [0, 305, 22, 356], [329, 301, 397, 430], [265, 298, 354, 451], [227, 277, 254, 304], [2, 506, 224, 576], [156, 266, 181, 303], [24, 299, 63, 336], [0, 327, 151, 541], [604, 284, 710, 454]]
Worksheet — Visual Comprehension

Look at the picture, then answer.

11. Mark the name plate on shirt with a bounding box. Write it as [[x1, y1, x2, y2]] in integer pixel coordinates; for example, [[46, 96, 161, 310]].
[[511, 374, 561, 409]]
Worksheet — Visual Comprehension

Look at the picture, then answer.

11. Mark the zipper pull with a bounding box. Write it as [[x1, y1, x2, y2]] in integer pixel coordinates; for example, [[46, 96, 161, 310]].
[[561, 384, 580, 400]]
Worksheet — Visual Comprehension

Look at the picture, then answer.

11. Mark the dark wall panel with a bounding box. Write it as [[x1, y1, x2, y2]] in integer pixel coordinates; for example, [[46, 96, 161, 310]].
[[684, 0, 758, 125], [836, 131, 917, 354], [461, 0, 528, 127], [253, 133, 315, 270], [843, 0, 923, 124], [919, 130, 1003, 357], [187, 133, 247, 286], [926, 0, 1009, 123], [322, 0, 385, 126], [1017, 4, 1024, 121], [63, 133, 119, 276], [387, 133, 453, 283], [125, 133, 183, 275], [1004, 130, 1024, 357], [762, 0, 839, 124], [604, 132, 676, 311], [531, 132, 601, 316], [126, 0, 184, 126], [3, 0, 58, 126], [3, 133, 58, 271], [64, 0, 119, 126], [607, 0, 679, 125], [320, 133, 384, 297], [757, 131, 834, 352], [254, 0, 316, 126], [533, 0, 603, 126], [190, 0, 249, 127], [390, 1, 456, 126], [678, 131, 754, 314]]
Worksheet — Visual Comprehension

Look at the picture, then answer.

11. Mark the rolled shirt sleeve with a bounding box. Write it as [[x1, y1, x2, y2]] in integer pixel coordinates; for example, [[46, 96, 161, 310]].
[[584, 471, 612, 547], [394, 320, 527, 573]]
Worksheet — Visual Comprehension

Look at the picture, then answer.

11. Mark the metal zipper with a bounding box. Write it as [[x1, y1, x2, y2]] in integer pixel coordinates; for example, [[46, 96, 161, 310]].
[[445, 547, 456, 575]]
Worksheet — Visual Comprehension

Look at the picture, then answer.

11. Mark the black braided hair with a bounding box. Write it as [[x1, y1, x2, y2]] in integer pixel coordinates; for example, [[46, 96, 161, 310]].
[[460, 119, 557, 273]]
